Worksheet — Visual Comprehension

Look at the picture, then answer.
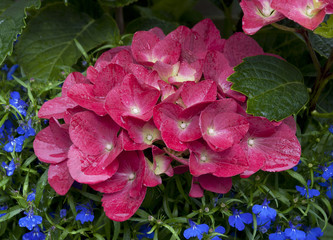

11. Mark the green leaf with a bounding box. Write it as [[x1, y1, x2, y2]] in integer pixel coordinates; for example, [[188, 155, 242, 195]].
[[125, 17, 178, 34], [0, 206, 23, 223], [228, 55, 309, 121], [35, 169, 49, 207], [307, 31, 333, 58], [99, 0, 138, 7], [0, 0, 41, 65], [322, 223, 333, 240], [285, 170, 307, 187], [16, 3, 120, 82], [314, 15, 333, 38]]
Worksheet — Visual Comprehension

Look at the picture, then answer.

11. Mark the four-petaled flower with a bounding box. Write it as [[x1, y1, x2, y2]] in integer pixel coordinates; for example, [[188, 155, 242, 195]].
[[228, 209, 253, 231], [183, 219, 209, 240]]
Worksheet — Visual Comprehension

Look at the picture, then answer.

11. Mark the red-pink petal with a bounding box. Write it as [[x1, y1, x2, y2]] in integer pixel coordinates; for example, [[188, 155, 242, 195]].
[[189, 177, 204, 198], [48, 161, 74, 195], [198, 174, 232, 194], [181, 80, 217, 107], [131, 31, 160, 65], [38, 96, 78, 120]]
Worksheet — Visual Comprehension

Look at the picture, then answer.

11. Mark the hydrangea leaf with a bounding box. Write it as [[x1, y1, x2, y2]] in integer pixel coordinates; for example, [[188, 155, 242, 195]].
[[228, 55, 309, 121], [16, 3, 120, 82], [99, 0, 138, 7], [314, 15, 333, 39], [307, 31, 333, 58], [126, 17, 178, 34], [0, 0, 41, 65]]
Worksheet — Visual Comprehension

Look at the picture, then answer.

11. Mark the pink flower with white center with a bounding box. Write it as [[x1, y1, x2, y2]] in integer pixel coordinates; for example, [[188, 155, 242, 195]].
[[105, 74, 160, 128], [271, 0, 329, 30], [240, 0, 285, 35]]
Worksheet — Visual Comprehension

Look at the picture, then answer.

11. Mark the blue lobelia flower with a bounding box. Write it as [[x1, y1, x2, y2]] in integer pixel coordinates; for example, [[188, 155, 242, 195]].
[[228, 209, 253, 231], [3, 135, 25, 152], [183, 219, 209, 240], [1, 159, 16, 176], [256, 215, 272, 233], [269, 226, 286, 240], [22, 226, 46, 240], [7, 64, 19, 80], [137, 224, 154, 240], [322, 163, 333, 180], [252, 199, 277, 221], [210, 226, 225, 240], [292, 160, 301, 171], [296, 180, 320, 199], [304, 227, 323, 240], [0, 205, 8, 218], [284, 222, 306, 240], [60, 209, 67, 218], [75, 203, 94, 224], [19, 210, 43, 230], [1, 64, 8, 72], [329, 125, 333, 134], [9, 91, 27, 117], [17, 119, 35, 139], [27, 189, 36, 202], [326, 186, 332, 199]]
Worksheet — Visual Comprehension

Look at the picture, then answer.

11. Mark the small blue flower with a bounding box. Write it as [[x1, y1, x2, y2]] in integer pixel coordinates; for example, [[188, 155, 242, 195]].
[[19, 210, 43, 230], [326, 186, 332, 199], [256, 215, 272, 233], [9, 91, 27, 117], [210, 226, 225, 240], [228, 209, 253, 231], [137, 224, 154, 240], [329, 125, 333, 134], [284, 222, 306, 240], [296, 180, 320, 199], [0, 205, 8, 218], [7, 64, 19, 80], [22, 226, 46, 240], [304, 227, 323, 240], [322, 163, 333, 180], [183, 219, 209, 240], [292, 160, 301, 171], [1, 159, 16, 176], [1, 64, 8, 72], [17, 119, 35, 139], [75, 203, 94, 224], [269, 226, 286, 240], [252, 199, 276, 221], [3, 135, 25, 152], [27, 189, 36, 202], [60, 209, 67, 218]]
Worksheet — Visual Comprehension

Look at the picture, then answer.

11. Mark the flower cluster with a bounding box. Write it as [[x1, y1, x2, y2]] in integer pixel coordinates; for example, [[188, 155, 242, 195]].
[[240, 0, 333, 34], [34, 19, 301, 221]]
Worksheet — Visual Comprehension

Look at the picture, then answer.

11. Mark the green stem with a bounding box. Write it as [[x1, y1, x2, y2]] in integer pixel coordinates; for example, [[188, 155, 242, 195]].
[[300, 30, 321, 74], [271, 23, 297, 33], [115, 7, 124, 34], [311, 109, 333, 118]]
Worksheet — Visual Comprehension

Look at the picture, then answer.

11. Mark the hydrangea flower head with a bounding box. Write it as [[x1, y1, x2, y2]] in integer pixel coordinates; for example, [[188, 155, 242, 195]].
[[296, 180, 320, 199], [183, 219, 209, 240], [22, 226, 46, 240], [211, 226, 225, 240], [252, 198, 277, 221], [137, 224, 154, 240], [228, 209, 253, 231], [284, 222, 306, 240], [19, 210, 43, 230], [1, 159, 16, 176], [75, 203, 94, 224]]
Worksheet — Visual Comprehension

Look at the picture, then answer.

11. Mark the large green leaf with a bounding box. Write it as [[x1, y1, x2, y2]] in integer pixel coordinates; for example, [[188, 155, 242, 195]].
[[314, 15, 333, 39], [16, 3, 120, 82], [99, 0, 138, 7], [0, 0, 41, 65], [228, 55, 309, 121], [307, 31, 333, 58]]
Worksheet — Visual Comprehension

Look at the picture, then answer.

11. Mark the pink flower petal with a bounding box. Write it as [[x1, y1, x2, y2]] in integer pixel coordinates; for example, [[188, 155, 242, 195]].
[[143, 159, 162, 187], [180, 80, 217, 107], [94, 46, 131, 72], [62, 72, 89, 96], [131, 31, 161, 65], [189, 177, 204, 198], [152, 146, 174, 177], [198, 174, 232, 194], [38, 96, 78, 120], [48, 161, 74, 195]]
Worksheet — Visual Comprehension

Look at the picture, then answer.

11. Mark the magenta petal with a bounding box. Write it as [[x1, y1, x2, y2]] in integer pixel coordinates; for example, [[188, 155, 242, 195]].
[[153, 102, 183, 130], [143, 159, 162, 187], [121, 130, 150, 151], [69, 111, 120, 156], [102, 185, 147, 222], [48, 161, 74, 195], [198, 174, 232, 194], [159, 118, 188, 151], [33, 119, 71, 164], [181, 80, 217, 107], [223, 32, 264, 67], [189, 177, 204, 198], [131, 31, 160, 65], [152, 146, 174, 177], [67, 146, 118, 184], [38, 96, 78, 120], [152, 38, 181, 65], [67, 83, 106, 116], [62, 72, 89, 96], [94, 46, 131, 71]]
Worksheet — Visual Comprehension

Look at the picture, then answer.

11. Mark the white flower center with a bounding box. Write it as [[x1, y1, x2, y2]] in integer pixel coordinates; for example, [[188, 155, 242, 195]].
[[200, 155, 207, 162], [179, 121, 188, 129], [248, 138, 255, 147], [105, 143, 113, 151], [261, 1, 274, 17], [128, 173, 135, 180], [208, 128, 215, 135], [131, 107, 140, 114], [146, 134, 153, 141]]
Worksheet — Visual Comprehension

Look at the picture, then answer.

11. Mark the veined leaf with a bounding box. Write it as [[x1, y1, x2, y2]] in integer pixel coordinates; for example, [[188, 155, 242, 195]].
[[314, 15, 333, 39], [0, 0, 41, 65], [308, 31, 333, 58], [99, 0, 138, 7], [228, 55, 309, 121], [16, 3, 120, 82]]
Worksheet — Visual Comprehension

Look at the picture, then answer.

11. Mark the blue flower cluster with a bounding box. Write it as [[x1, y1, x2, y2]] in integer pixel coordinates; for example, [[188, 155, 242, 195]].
[[75, 203, 94, 224], [269, 222, 323, 240], [252, 199, 276, 233]]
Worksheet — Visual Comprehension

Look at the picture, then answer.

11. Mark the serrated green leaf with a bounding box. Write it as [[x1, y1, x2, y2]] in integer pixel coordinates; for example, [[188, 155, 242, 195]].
[[228, 55, 309, 121], [307, 31, 333, 58], [100, 0, 138, 7], [314, 15, 333, 38], [16, 3, 120, 82], [0, 0, 41, 65]]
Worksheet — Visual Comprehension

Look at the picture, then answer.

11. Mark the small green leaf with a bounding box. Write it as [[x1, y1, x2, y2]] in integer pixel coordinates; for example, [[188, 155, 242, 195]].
[[314, 15, 333, 38], [16, 3, 120, 82], [285, 170, 307, 187], [111, 220, 120, 240], [0, 0, 41, 65], [228, 55, 309, 121], [0, 206, 23, 223]]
